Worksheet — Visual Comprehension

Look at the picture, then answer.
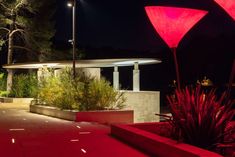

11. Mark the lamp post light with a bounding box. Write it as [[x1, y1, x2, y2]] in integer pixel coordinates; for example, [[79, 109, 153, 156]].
[[67, 0, 76, 79]]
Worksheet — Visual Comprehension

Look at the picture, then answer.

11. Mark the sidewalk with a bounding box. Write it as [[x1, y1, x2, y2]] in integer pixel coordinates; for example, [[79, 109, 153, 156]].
[[0, 103, 149, 157]]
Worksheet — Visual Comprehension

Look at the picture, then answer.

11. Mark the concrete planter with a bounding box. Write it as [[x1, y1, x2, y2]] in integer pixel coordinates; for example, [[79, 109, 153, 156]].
[[0, 97, 33, 104], [111, 122, 223, 157], [30, 105, 77, 121], [121, 90, 160, 123], [30, 104, 133, 124], [75, 110, 133, 124]]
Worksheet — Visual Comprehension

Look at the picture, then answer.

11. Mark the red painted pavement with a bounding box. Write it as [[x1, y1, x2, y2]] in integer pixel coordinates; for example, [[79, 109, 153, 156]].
[[0, 104, 148, 157]]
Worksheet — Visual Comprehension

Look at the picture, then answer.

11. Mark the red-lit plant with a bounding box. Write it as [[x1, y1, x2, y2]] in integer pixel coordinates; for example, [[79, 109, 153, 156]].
[[166, 85, 235, 153]]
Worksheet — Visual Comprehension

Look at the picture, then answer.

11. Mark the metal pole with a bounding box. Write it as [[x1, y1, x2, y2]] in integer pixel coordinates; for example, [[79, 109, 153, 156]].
[[227, 59, 235, 96], [171, 47, 181, 91], [72, 0, 76, 79]]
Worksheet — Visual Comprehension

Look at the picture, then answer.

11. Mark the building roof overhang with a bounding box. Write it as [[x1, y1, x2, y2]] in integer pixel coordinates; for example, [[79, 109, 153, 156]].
[[3, 58, 161, 69]]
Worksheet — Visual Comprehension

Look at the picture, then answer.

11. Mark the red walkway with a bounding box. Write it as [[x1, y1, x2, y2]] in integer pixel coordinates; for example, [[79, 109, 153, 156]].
[[0, 104, 148, 157]]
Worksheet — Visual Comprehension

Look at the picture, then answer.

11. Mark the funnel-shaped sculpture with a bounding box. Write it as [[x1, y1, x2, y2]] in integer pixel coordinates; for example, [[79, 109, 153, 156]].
[[145, 6, 208, 48], [214, 0, 235, 96], [145, 6, 208, 89], [214, 0, 235, 20]]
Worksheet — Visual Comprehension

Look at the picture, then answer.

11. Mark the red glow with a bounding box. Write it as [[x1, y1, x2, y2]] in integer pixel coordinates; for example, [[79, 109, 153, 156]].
[[214, 0, 235, 20], [145, 6, 208, 48]]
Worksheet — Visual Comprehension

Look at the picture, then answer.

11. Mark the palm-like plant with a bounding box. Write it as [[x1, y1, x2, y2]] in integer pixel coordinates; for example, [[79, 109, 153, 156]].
[[167, 86, 235, 152]]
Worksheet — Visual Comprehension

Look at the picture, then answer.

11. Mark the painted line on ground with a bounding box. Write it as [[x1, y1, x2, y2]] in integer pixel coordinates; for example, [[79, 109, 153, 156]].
[[11, 138, 15, 144], [70, 139, 79, 142], [81, 148, 87, 153], [9, 128, 25, 131], [79, 132, 91, 135]]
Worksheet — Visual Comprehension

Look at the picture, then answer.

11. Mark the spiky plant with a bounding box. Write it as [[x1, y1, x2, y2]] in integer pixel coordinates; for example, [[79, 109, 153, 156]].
[[167, 86, 235, 152]]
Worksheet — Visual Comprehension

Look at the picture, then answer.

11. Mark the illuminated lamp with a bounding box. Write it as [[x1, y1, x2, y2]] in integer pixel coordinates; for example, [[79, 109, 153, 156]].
[[214, 0, 235, 95], [145, 6, 208, 89], [67, 0, 74, 7], [214, 0, 235, 20]]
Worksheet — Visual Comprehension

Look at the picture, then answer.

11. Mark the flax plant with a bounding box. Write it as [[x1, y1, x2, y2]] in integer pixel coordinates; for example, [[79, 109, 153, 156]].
[[167, 86, 235, 152]]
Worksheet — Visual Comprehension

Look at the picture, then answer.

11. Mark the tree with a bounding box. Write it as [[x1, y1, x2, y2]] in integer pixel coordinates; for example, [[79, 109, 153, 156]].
[[26, 0, 56, 61], [0, 0, 56, 91]]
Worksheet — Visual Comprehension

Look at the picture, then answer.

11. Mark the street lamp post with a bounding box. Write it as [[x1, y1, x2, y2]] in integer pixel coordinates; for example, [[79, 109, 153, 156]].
[[67, 0, 76, 79]]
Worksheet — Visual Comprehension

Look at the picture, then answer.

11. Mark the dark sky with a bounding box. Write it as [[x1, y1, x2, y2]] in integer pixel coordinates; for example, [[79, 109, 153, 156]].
[[55, 0, 235, 91], [55, 0, 235, 50], [0, 0, 234, 92]]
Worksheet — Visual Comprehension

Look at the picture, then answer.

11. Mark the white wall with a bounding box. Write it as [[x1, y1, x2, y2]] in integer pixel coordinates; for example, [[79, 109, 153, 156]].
[[82, 68, 100, 79], [54, 68, 101, 79], [121, 90, 160, 123]]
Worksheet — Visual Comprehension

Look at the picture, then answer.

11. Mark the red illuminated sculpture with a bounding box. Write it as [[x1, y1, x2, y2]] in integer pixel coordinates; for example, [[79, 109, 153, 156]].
[[214, 0, 235, 20], [214, 0, 235, 95], [145, 6, 208, 89]]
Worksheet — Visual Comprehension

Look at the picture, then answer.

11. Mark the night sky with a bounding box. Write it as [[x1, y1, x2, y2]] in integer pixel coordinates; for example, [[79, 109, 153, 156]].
[[55, 0, 235, 90], [1, 0, 235, 92]]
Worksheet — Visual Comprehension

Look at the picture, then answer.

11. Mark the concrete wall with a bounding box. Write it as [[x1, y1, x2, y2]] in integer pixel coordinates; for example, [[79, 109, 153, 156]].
[[54, 68, 100, 79], [30, 105, 133, 124], [30, 105, 77, 121], [0, 97, 33, 104], [122, 91, 160, 123], [82, 68, 100, 79], [111, 124, 223, 157]]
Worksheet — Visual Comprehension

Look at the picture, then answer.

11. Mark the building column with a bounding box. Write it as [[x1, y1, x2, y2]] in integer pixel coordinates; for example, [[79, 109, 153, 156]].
[[113, 65, 119, 90], [37, 67, 43, 83], [133, 62, 140, 91], [37, 65, 50, 82]]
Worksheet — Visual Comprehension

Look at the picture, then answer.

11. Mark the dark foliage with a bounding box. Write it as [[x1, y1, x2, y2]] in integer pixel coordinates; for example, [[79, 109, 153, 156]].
[[167, 86, 235, 153]]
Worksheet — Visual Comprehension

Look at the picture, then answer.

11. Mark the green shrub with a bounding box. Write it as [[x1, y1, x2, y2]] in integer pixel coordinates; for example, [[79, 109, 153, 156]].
[[80, 78, 126, 111], [37, 68, 126, 111], [10, 73, 38, 98], [0, 72, 6, 91], [37, 75, 62, 106], [38, 68, 89, 110], [0, 91, 9, 97]]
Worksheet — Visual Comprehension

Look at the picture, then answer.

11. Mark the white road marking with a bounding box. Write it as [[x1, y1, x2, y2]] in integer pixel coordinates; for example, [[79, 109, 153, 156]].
[[81, 148, 87, 153], [79, 132, 91, 135], [70, 139, 79, 142], [9, 128, 25, 131]]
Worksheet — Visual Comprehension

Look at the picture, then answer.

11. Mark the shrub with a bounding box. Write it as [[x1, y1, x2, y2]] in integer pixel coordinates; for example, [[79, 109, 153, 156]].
[[0, 91, 9, 97], [37, 75, 62, 107], [80, 78, 126, 111], [10, 73, 38, 98], [0, 72, 6, 91], [37, 68, 126, 111], [167, 86, 235, 152], [38, 69, 87, 110]]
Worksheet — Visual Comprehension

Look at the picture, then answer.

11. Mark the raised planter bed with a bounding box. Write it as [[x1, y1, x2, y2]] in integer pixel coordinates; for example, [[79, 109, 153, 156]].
[[30, 104, 133, 124], [30, 104, 77, 121], [0, 97, 33, 104], [111, 122, 224, 157]]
